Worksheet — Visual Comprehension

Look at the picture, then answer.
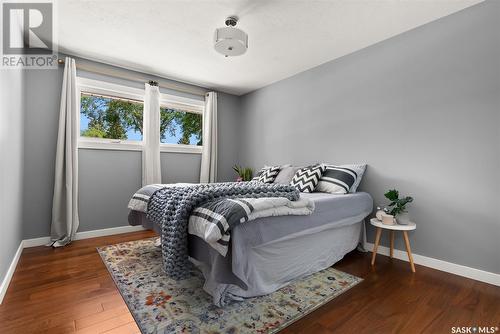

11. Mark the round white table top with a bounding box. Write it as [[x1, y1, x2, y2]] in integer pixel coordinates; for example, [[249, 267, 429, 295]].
[[370, 218, 416, 231]]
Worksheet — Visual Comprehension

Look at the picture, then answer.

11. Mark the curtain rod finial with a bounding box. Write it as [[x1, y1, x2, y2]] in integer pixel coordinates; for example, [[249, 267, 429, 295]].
[[57, 58, 65, 65]]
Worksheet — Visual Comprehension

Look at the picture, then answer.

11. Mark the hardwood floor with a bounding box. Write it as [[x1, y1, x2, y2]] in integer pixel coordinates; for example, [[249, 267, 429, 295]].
[[0, 231, 498, 334]]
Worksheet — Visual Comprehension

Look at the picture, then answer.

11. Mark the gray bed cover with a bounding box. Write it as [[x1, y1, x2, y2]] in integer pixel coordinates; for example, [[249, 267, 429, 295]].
[[129, 192, 373, 304]]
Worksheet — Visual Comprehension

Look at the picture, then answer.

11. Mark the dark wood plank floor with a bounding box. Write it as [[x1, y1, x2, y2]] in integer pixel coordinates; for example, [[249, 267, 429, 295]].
[[0, 231, 498, 333]]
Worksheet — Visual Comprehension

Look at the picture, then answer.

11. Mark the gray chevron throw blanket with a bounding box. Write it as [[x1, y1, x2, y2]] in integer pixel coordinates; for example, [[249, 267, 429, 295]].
[[147, 182, 300, 279]]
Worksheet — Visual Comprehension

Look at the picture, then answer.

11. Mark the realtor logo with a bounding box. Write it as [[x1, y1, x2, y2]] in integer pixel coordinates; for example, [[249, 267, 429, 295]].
[[1, 1, 57, 69]]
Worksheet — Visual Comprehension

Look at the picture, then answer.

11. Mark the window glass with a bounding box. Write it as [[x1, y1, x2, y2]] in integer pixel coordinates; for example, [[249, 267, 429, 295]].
[[160, 107, 202, 146], [80, 93, 143, 141]]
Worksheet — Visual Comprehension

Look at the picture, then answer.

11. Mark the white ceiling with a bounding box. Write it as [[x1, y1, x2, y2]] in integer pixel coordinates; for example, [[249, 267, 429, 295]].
[[58, 0, 483, 95]]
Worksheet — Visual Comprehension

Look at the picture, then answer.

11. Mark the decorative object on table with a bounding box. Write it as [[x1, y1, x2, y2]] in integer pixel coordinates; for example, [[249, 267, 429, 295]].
[[232, 165, 253, 181], [98, 238, 362, 334], [370, 218, 417, 272], [375, 206, 386, 221], [381, 213, 395, 225], [384, 189, 414, 225]]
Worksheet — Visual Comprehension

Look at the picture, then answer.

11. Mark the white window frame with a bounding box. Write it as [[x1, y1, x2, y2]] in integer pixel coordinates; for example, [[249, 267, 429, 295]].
[[76, 77, 204, 154]]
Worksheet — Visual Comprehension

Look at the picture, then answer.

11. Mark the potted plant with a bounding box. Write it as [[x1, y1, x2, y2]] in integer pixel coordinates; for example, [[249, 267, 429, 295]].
[[384, 189, 414, 225], [233, 165, 253, 182]]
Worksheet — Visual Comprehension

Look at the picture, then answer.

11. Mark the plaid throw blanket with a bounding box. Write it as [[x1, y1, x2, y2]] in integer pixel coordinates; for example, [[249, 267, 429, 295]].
[[146, 182, 300, 279], [189, 196, 314, 256]]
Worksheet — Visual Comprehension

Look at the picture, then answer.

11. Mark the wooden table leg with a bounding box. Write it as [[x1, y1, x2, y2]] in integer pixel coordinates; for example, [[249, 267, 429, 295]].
[[371, 227, 382, 266], [390, 231, 394, 258], [403, 231, 416, 272]]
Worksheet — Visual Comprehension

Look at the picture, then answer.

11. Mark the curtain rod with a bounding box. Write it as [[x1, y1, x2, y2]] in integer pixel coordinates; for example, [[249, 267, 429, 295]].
[[57, 58, 208, 97]]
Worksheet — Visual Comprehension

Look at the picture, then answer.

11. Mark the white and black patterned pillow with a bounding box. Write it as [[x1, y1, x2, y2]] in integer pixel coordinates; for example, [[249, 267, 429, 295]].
[[316, 164, 366, 194], [253, 166, 281, 183], [290, 165, 325, 193], [251, 167, 264, 181]]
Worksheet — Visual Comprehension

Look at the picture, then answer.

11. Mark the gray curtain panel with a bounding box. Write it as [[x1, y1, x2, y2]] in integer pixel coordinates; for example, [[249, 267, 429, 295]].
[[50, 57, 79, 247]]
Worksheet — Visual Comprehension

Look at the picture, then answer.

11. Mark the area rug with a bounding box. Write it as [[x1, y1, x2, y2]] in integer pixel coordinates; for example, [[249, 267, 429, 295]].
[[98, 238, 362, 334]]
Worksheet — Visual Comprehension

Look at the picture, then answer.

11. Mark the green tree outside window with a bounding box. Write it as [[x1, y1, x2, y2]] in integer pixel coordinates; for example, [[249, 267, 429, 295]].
[[80, 94, 202, 145]]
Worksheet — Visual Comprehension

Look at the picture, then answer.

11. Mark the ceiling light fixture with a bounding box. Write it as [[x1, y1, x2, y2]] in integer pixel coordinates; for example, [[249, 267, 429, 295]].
[[214, 16, 248, 57]]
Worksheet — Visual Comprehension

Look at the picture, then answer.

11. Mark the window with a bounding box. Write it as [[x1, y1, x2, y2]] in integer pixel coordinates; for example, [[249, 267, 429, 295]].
[[77, 78, 204, 153], [80, 93, 143, 141], [158, 97, 204, 153], [160, 107, 202, 146]]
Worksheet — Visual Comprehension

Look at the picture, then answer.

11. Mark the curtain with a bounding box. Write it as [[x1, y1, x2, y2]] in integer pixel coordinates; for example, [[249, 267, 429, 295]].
[[200, 92, 218, 183], [142, 82, 162, 186], [50, 57, 79, 247]]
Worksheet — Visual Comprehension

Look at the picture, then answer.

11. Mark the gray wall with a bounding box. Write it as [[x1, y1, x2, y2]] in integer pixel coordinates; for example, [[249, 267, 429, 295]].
[[23, 69, 63, 238], [22, 59, 241, 238], [78, 150, 203, 232], [0, 68, 25, 282], [238, 1, 500, 274], [217, 92, 242, 182]]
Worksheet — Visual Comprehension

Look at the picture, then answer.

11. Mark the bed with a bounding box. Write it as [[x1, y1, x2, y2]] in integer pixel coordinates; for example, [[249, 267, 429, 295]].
[[128, 186, 373, 306]]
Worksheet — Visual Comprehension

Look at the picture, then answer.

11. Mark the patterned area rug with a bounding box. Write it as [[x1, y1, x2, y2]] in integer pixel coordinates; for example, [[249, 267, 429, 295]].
[[98, 238, 362, 334]]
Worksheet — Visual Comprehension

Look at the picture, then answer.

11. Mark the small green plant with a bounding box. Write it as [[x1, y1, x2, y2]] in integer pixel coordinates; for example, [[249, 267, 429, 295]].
[[384, 189, 413, 216], [233, 165, 253, 182]]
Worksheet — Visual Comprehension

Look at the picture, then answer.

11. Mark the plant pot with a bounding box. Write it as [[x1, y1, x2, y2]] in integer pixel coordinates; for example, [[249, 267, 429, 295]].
[[396, 212, 410, 225]]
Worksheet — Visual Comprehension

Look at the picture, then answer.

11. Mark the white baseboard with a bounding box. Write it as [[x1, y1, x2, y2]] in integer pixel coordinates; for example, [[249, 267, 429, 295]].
[[22, 236, 51, 248], [23, 225, 147, 248], [365, 242, 500, 287], [74, 225, 146, 241], [0, 225, 147, 304], [0, 242, 23, 304]]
